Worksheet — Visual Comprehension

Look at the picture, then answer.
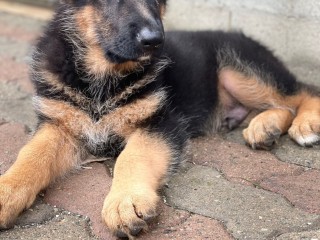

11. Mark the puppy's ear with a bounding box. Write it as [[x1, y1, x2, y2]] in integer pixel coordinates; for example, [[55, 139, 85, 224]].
[[160, 0, 167, 16]]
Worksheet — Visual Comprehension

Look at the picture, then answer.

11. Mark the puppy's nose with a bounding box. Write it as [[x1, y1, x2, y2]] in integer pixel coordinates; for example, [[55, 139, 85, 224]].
[[137, 28, 164, 50]]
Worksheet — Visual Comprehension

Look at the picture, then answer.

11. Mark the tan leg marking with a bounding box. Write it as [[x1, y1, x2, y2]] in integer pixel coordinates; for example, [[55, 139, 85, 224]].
[[243, 109, 294, 149], [0, 124, 80, 228], [289, 97, 320, 146], [218, 68, 306, 110], [102, 130, 172, 238]]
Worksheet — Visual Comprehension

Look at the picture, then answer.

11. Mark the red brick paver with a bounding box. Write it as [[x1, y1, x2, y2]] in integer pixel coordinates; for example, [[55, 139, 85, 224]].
[[190, 136, 303, 185], [261, 170, 320, 214], [44, 162, 115, 240], [141, 203, 233, 240], [45, 162, 233, 240]]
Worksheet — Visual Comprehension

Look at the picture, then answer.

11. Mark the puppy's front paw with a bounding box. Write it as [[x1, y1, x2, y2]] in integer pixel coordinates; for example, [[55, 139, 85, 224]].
[[289, 112, 320, 147], [102, 187, 159, 239], [0, 177, 36, 229]]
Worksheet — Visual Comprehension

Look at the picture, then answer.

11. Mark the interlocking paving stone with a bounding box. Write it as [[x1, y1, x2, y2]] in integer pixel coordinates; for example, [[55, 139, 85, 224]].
[[15, 201, 57, 227], [0, 37, 31, 63], [272, 135, 320, 170], [0, 57, 34, 93], [44, 163, 116, 240], [165, 165, 320, 240], [260, 170, 320, 214], [189, 135, 303, 185], [0, 214, 95, 240], [226, 128, 320, 169], [277, 229, 320, 240], [140, 202, 234, 240], [0, 122, 30, 174], [0, 82, 36, 129], [44, 162, 234, 240]]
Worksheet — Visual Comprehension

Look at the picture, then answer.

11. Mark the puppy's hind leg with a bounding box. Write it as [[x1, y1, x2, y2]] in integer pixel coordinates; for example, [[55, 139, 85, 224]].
[[218, 68, 296, 149], [217, 41, 320, 149], [0, 123, 82, 228]]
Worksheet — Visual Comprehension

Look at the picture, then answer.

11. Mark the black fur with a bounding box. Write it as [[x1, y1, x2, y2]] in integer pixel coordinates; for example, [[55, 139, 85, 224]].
[[31, 0, 306, 169], [23, 0, 320, 238]]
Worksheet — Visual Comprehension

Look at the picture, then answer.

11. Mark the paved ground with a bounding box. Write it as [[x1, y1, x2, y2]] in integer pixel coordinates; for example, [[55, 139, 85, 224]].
[[0, 5, 320, 240]]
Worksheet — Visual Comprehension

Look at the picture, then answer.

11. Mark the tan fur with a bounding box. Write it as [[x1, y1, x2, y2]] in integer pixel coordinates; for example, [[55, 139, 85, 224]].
[[219, 68, 320, 147], [243, 109, 294, 149], [85, 45, 138, 77], [75, 6, 139, 76], [37, 69, 165, 116], [218, 68, 309, 112], [75, 5, 99, 45], [38, 70, 91, 107], [288, 97, 320, 145], [217, 80, 235, 109], [0, 124, 81, 227], [137, 1, 154, 21], [160, 4, 166, 17], [34, 91, 165, 140], [102, 129, 172, 237]]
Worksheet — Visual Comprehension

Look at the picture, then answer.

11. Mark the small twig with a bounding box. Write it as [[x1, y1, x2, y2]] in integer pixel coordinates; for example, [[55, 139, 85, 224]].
[[81, 157, 111, 166]]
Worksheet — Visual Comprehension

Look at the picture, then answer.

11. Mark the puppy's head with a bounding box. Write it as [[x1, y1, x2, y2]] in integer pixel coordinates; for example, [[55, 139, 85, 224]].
[[61, 0, 167, 75]]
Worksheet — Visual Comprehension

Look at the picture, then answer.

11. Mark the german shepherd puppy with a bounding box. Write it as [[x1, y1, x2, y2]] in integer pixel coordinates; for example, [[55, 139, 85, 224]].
[[0, 0, 319, 238]]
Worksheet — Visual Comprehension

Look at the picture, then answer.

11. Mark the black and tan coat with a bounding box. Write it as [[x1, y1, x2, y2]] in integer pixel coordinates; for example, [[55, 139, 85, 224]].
[[0, 0, 319, 238]]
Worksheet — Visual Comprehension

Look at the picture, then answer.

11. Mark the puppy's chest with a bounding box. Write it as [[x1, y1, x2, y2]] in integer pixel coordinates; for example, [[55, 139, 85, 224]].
[[34, 91, 165, 156], [81, 123, 125, 158]]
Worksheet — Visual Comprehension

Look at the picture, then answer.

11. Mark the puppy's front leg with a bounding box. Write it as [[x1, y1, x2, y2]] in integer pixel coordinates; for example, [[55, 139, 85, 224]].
[[0, 123, 81, 228], [102, 129, 173, 238]]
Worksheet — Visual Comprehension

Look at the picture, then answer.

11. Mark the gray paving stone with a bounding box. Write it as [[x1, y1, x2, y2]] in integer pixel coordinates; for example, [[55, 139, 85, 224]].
[[0, 82, 37, 129], [165, 165, 320, 240], [272, 135, 320, 170], [225, 128, 247, 145], [15, 201, 57, 227], [225, 128, 320, 170], [277, 229, 320, 240], [0, 214, 95, 240]]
